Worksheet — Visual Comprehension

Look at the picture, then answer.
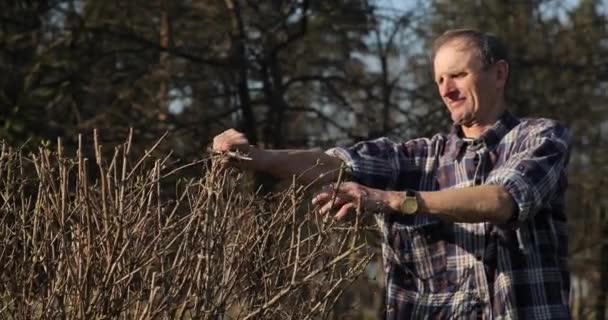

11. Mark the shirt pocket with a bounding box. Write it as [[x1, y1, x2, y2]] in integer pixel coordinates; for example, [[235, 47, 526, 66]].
[[391, 222, 454, 293]]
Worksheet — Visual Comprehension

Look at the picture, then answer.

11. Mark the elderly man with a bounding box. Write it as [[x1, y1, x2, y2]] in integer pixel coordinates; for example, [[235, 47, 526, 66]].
[[212, 29, 571, 319]]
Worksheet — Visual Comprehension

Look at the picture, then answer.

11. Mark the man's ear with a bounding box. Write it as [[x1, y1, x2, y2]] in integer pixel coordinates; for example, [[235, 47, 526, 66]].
[[495, 60, 509, 89]]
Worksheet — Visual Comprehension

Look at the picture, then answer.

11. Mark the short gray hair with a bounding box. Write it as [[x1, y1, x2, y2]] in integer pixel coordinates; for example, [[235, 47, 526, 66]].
[[431, 29, 509, 69]]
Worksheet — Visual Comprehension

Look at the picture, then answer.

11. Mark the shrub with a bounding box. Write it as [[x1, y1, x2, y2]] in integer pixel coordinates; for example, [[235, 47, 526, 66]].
[[0, 133, 372, 319]]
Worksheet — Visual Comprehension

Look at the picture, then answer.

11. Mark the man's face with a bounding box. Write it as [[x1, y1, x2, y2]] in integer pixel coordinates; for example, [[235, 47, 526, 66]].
[[433, 39, 503, 127]]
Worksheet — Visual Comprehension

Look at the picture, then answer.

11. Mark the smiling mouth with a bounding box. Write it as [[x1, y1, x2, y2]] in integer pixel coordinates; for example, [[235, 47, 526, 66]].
[[448, 98, 466, 107]]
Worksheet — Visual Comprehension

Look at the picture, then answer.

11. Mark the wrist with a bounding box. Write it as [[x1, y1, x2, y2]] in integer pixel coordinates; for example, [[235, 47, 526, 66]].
[[401, 190, 421, 215], [387, 191, 406, 212]]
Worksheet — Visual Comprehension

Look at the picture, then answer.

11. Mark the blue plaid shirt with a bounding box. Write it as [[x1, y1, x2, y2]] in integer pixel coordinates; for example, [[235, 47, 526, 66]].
[[327, 112, 571, 319]]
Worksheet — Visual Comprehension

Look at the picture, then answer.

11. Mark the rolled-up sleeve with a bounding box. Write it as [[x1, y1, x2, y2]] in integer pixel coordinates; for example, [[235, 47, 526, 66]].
[[326, 137, 438, 190], [326, 138, 403, 190], [486, 121, 570, 227]]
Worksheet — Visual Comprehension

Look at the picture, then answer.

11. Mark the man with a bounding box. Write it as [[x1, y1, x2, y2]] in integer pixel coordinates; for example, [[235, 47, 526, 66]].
[[212, 29, 571, 319]]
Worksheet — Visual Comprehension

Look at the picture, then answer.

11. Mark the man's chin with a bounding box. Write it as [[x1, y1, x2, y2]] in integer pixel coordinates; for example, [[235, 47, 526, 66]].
[[452, 113, 475, 127]]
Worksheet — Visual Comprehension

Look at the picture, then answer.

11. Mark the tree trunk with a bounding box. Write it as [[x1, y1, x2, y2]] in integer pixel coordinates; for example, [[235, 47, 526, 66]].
[[597, 205, 607, 320], [225, 0, 258, 145], [158, 0, 170, 122]]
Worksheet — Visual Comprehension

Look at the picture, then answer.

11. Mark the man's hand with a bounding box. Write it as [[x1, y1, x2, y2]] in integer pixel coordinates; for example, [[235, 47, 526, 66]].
[[212, 129, 251, 156], [211, 129, 263, 170], [312, 182, 393, 220]]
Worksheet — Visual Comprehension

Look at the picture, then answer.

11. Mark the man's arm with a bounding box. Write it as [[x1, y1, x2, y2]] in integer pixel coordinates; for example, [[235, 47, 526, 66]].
[[212, 129, 342, 186], [248, 148, 343, 186], [385, 186, 515, 224], [314, 183, 515, 224]]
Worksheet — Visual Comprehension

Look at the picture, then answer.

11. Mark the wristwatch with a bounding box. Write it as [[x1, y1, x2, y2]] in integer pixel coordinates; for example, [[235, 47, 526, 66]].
[[400, 190, 419, 215]]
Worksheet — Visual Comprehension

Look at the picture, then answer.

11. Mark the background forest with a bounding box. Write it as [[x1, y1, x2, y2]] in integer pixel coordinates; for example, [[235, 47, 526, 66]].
[[1, 0, 607, 318]]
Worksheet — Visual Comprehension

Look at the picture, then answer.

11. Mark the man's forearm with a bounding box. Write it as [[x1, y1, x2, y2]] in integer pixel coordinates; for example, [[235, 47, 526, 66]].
[[386, 185, 516, 224], [248, 148, 343, 186]]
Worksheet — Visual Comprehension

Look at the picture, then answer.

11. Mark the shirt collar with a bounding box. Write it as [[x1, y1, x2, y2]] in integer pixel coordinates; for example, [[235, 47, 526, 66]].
[[445, 111, 519, 157]]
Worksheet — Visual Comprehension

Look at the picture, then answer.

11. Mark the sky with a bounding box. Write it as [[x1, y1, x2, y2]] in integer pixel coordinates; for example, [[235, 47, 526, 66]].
[[376, 0, 600, 21]]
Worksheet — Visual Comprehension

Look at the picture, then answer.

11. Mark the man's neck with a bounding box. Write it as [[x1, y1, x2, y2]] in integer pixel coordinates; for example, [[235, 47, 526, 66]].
[[461, 102, 506, 139], [461, 123, 492, 139]]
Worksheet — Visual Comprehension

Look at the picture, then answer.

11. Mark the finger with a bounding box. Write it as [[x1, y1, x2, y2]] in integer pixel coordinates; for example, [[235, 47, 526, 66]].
[[216, 134, 244, 149], [212, 135, 226, 151], [312, 182, 342, 204], [334, 202, 357, 220], [213, 136, 248, 152], [317, 195, 344, 215], [225, 130, 246, 142], [213, 129, 242, 146], [311, 191, 332, 205], [225, 128, 242, 137], [318, 196, 350, 215], [220, 138, 248, 152]]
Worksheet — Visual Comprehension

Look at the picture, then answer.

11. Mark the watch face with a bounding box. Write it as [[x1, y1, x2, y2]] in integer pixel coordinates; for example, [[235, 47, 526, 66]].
[[402, 198, 418, 215]]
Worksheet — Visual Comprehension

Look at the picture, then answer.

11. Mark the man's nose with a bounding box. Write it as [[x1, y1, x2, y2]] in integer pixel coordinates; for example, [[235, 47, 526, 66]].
[[439, 79, 455, 97]]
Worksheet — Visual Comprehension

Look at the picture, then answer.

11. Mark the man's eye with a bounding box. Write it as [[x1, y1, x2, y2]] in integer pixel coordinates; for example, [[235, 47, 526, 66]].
[[454, 72, 467, 78]]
